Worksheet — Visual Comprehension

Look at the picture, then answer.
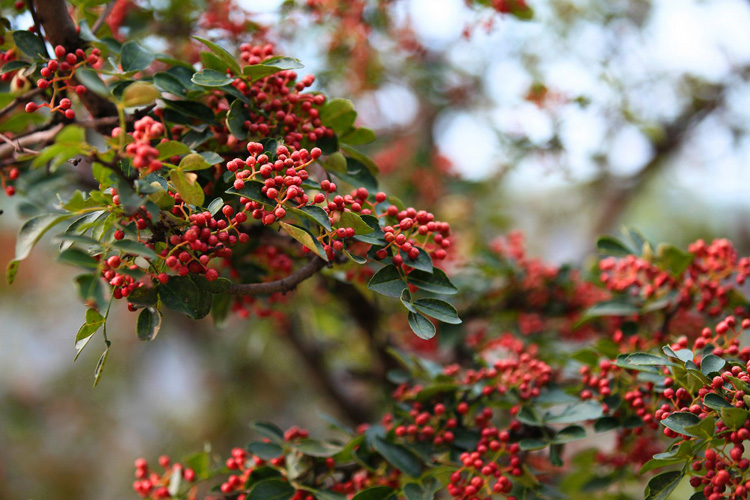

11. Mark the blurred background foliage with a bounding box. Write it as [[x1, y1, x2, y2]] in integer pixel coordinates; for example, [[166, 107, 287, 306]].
[[2, 0, 750, 498]]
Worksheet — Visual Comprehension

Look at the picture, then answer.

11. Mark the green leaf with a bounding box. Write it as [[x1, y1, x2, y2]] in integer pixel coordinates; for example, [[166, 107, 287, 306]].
[[121, 41, 154, 72], [191, 274, 232, 294], [12, 30, 47, 58], [300, 488, 347, 500], [156, 140, 192, 160], [340, 127, 376, 146], [582, 300, 639, 318], [154, 72, 186, 96], [545, 401, 603, 424], [0, 60, 30, 75], [413, 298, 461, 325], [352, 215, 386, 245], [111, 239, 158, 259], [351, 487, 396, 500], [368, 265, 407, 298], [247, 441, 284, 460], [201, 51, 229, 72], [57, 248, 98, 269], [323, 152, 347, 173], [703, 393, 732, 410], [242, 56, 304, 81], [251, 421, 285, 443], [278, 222, 328, 261], [519, 438, 547, 451], [400, 247, 433, 273], [625, 352, 673, 367], [320, 98, 357, 134], [684, 416, 715, 439], [660, 411, 701, 437], [700, 354, 725, 376], [372, 436, 422, 478], [289, 205, 331, 232], [226, 99, 248, 140], [191, 68, 234, 87], [75, 273, 106, 310], [14, 214, 71, 262], [596, 235, 633, 256], [720, 407, 749, 430], [341, 145, 379, 175], [640, 457, 687, 474], [293, 439, 344, 457], [406, 268, 458, 295], [193, 36, 242, 76], [74, 309, 105, 361], [122, 82, 160, 107], [403, 478, 441, 500], [594, 416, 620, 433], [339, 211, 374, 235], [136, 306, 161, 341], [657, 243, 694, 278], [247, 479, 295, 500], [159, 275, 211, 319], [178, 153, 212, 171], [93, 346, 110, 387], [553, 425, 586, 444], [74, 68, 111, 97], [407, 311, 436, 340], [645, 470, 683, 500], [170, 170, 205, 206]]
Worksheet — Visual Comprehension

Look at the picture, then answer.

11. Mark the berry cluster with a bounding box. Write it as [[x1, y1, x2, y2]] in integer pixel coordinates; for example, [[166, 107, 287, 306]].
[[121, 117, 165, 173], [24, 45, 101, 119], [132, 455, 196, 499], [599, 238, 750, 317], [221, 43, 332, 149], [1, 166, 20, 196]]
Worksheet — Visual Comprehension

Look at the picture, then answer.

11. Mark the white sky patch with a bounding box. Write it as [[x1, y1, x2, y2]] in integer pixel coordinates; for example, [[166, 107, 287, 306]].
[[407, 0, 473, 48], [647, 0, 730, 81], [434, 111, 500, 180], [373, 83, 420, 129], [491, 103, 554, 145], [607, 125, 653, 176]]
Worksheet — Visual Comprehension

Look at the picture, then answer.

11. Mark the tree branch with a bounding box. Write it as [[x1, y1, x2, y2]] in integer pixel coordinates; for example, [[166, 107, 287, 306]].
[[33, 0, 118, 120], [0, 88, 45, 120], [227, 257, 328, 296], [0, 124, 63, 159], [282, 314, 374, 424]]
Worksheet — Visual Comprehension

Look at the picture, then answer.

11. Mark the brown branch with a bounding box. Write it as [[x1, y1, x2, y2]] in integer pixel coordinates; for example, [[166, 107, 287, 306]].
[[33, 0, 118, 120], [227, 257, 328, 296], [0, 124, 63, 159], [591, 83, 728, 236], [324, 279, 398, 383], [282, 314, 374, 424], [0, 88, 45, 120]]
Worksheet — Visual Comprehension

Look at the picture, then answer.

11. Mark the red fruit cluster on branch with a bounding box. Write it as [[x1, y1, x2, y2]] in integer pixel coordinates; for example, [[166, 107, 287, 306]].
[[122, 117, 165, 173], [25, 45, 99, 119], [599, 238, 750, 317], [132, 455, 196, 499]]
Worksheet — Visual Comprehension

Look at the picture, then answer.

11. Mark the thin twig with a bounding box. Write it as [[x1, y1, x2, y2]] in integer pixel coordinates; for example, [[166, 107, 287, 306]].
[[91, 0, 117, 34], [227, 257, 328, 296], [0, 124, 63, 159], [0, 88, 45, 121]]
